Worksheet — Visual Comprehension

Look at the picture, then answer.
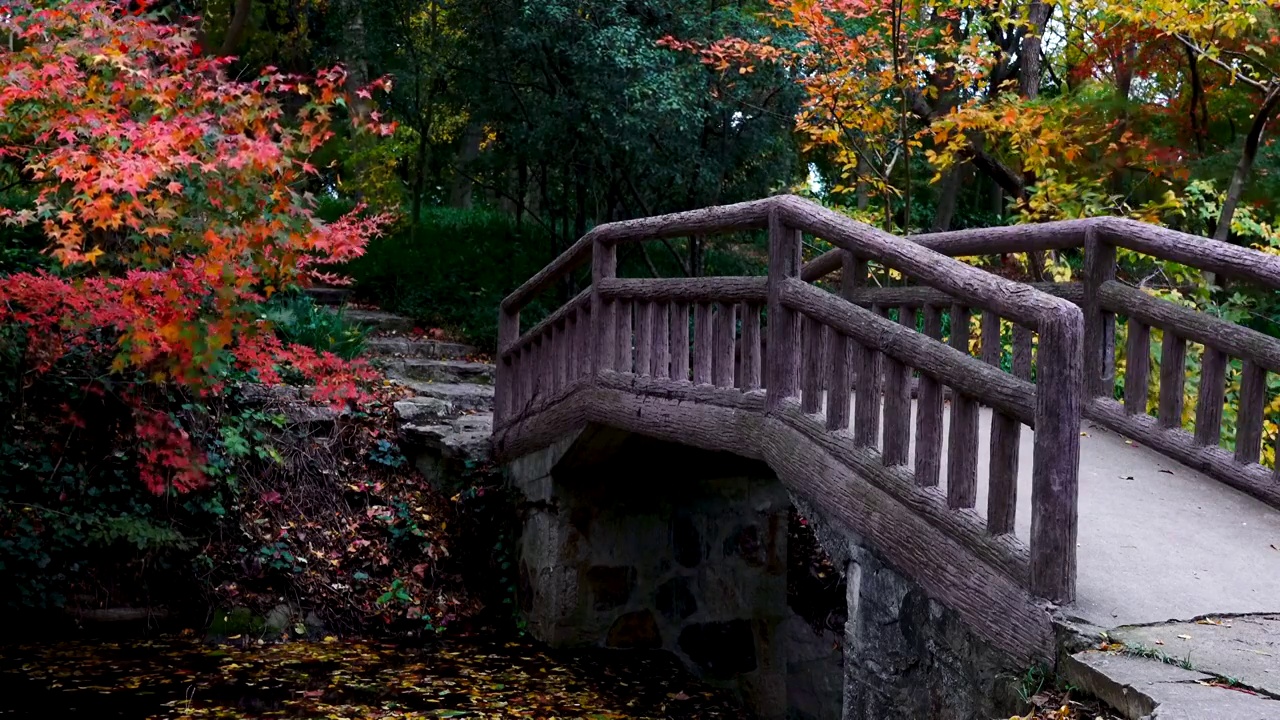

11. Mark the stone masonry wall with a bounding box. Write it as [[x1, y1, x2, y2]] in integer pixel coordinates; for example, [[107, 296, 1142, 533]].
[[507, 437, 791, 717], [793, 497, 1026, 720], [507, 437, 1026, 720]]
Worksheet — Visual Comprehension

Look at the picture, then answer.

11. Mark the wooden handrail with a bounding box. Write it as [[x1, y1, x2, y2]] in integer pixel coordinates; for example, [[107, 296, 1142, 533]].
[[801, 214, 1280, 290], [494, 193, 1280, 613], [771, 195, 1081, 330], [779, 279, 1037, 425], [598, 276, 767, 304], [1098, 281, 1280, 373], [500, 198, 776, 315], [497, 194, 1086, 603]]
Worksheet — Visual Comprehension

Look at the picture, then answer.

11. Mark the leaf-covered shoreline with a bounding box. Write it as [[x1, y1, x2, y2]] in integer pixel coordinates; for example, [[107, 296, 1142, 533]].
[[0, 633, 747, 719]]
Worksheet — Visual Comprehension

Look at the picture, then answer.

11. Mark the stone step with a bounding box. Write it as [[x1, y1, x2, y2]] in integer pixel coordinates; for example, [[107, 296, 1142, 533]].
[[1063, 648, 1280, 719], [400, 413, 493, 442], [383, 359, 494, 385], [364, 336, 476, 360], [305, 286, 351, 306], [342, 309, 416, 334], [399, 411, 494, 467], [395, 381, 494, 413], [394, 396, 455, 425]]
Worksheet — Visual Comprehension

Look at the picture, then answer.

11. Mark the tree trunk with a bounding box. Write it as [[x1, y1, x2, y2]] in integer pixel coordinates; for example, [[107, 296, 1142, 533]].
[[449, 123, 483, 208], [516, 159, 528, 228], [931, 163, 969, 232], [1185, 44, 1207, 154], [856, 157, 870, 211], [1214, 85, 1280, 244], [217, 0, 253, 57], [1018, 0, 1052, 99], [689, 235, 704, 277], [338, 0, 370, 113], [410, 127, 430, 230]]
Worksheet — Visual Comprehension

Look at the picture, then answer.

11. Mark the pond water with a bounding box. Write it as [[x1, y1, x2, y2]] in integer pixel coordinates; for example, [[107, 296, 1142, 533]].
[[0, 633, 747, 719]]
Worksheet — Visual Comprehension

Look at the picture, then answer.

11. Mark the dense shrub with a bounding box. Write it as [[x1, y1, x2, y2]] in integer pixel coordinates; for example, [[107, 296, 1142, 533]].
[[345, 208, 563, 350], [261, 292, 368, 360]]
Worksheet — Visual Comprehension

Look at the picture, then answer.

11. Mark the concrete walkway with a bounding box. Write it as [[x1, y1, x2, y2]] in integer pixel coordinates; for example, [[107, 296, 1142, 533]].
[[861, 400, 1280, 630], [909, 402, 1280, 715]]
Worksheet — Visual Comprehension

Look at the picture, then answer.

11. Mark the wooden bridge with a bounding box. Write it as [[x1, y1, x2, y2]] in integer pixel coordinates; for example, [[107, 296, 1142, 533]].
[[490, 194, 1280, 665]]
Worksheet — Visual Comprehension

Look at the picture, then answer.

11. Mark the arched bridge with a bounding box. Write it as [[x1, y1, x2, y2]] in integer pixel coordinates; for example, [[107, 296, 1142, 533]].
[[489, 194, 1280, 711]]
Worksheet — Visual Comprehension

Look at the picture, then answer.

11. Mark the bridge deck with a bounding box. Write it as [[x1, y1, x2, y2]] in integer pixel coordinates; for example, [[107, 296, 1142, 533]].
[[899, 400, 1280, 629]]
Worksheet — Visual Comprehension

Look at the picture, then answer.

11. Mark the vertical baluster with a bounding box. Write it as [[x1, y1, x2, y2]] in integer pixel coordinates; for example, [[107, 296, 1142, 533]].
[[948, 304, 978, 509], [615, 300, 633, 372], [1030, 304, 1083, 605], [496, 309, 520, 427], [766, 214, 802, 410], [1236, 361, 1267, 465], [740, 303, 762, 391], [1083, 231, 1117, 397], [802, 315, 824, 413], [499, 354, 515, 422], [652, 302, 670, 379], [541, 334, 556, 403], [1194, 347, 1227, 446], [826, 330, 852, 432], [713, 302, 737, 388], [986, 312, 1019, 535], [528, 337, 542, 405], [568, 311, 583, 384], [881, 306, 914, 465], [583, 306, 595, 378], [1124, 319, 1151, 415], [592, 241, 616, 374], [693, 303, 713, 384], [511, 350, 525, 417], [915, 305, 945, 486], [845, 255, 872, 443], [635, 301, 653, 377], [562, 322, 571, 391], [980, 310, 1002, 367], [1156, 331, 1188, 429], [550, 324, 564, 395], [854, 342, 881, 448], [1013, 325, 1033, 381], [671, 302, 690, 382], [518, 342, 533, 410]]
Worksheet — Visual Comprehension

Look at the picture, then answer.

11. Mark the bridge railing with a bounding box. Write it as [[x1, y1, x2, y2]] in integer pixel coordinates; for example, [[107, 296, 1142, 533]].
[[804, 218, 1280, 508], [495, 195, 1085, 604]]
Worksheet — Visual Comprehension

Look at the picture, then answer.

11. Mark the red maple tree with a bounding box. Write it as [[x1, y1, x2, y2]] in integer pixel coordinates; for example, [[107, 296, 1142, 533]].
[[0, 0, 395, 493]]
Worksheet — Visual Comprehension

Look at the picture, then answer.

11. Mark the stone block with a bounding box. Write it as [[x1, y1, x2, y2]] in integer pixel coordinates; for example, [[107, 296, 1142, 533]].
[[672, 514, 703, 568], [606, 610, 661, 649], [656, 576, 697, 622], [586, 566, 636, 611], [679, 619, 759, 678]]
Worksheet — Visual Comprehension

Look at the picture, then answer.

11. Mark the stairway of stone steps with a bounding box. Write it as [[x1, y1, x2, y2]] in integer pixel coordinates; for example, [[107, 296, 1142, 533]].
[[310, 287, 495, 481]]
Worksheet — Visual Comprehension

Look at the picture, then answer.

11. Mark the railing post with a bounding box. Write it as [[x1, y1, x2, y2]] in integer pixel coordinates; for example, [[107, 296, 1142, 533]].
[[592, 239, 617, 376], [1083, 228, 1116, 398], [1030, 306, 1083, 604], [496, 309, 519, 427], [766, 210, 801, 411]]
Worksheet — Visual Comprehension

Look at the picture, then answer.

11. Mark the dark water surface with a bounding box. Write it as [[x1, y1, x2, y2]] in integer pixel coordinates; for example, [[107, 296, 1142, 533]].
[[0, 633, 746, 719]]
